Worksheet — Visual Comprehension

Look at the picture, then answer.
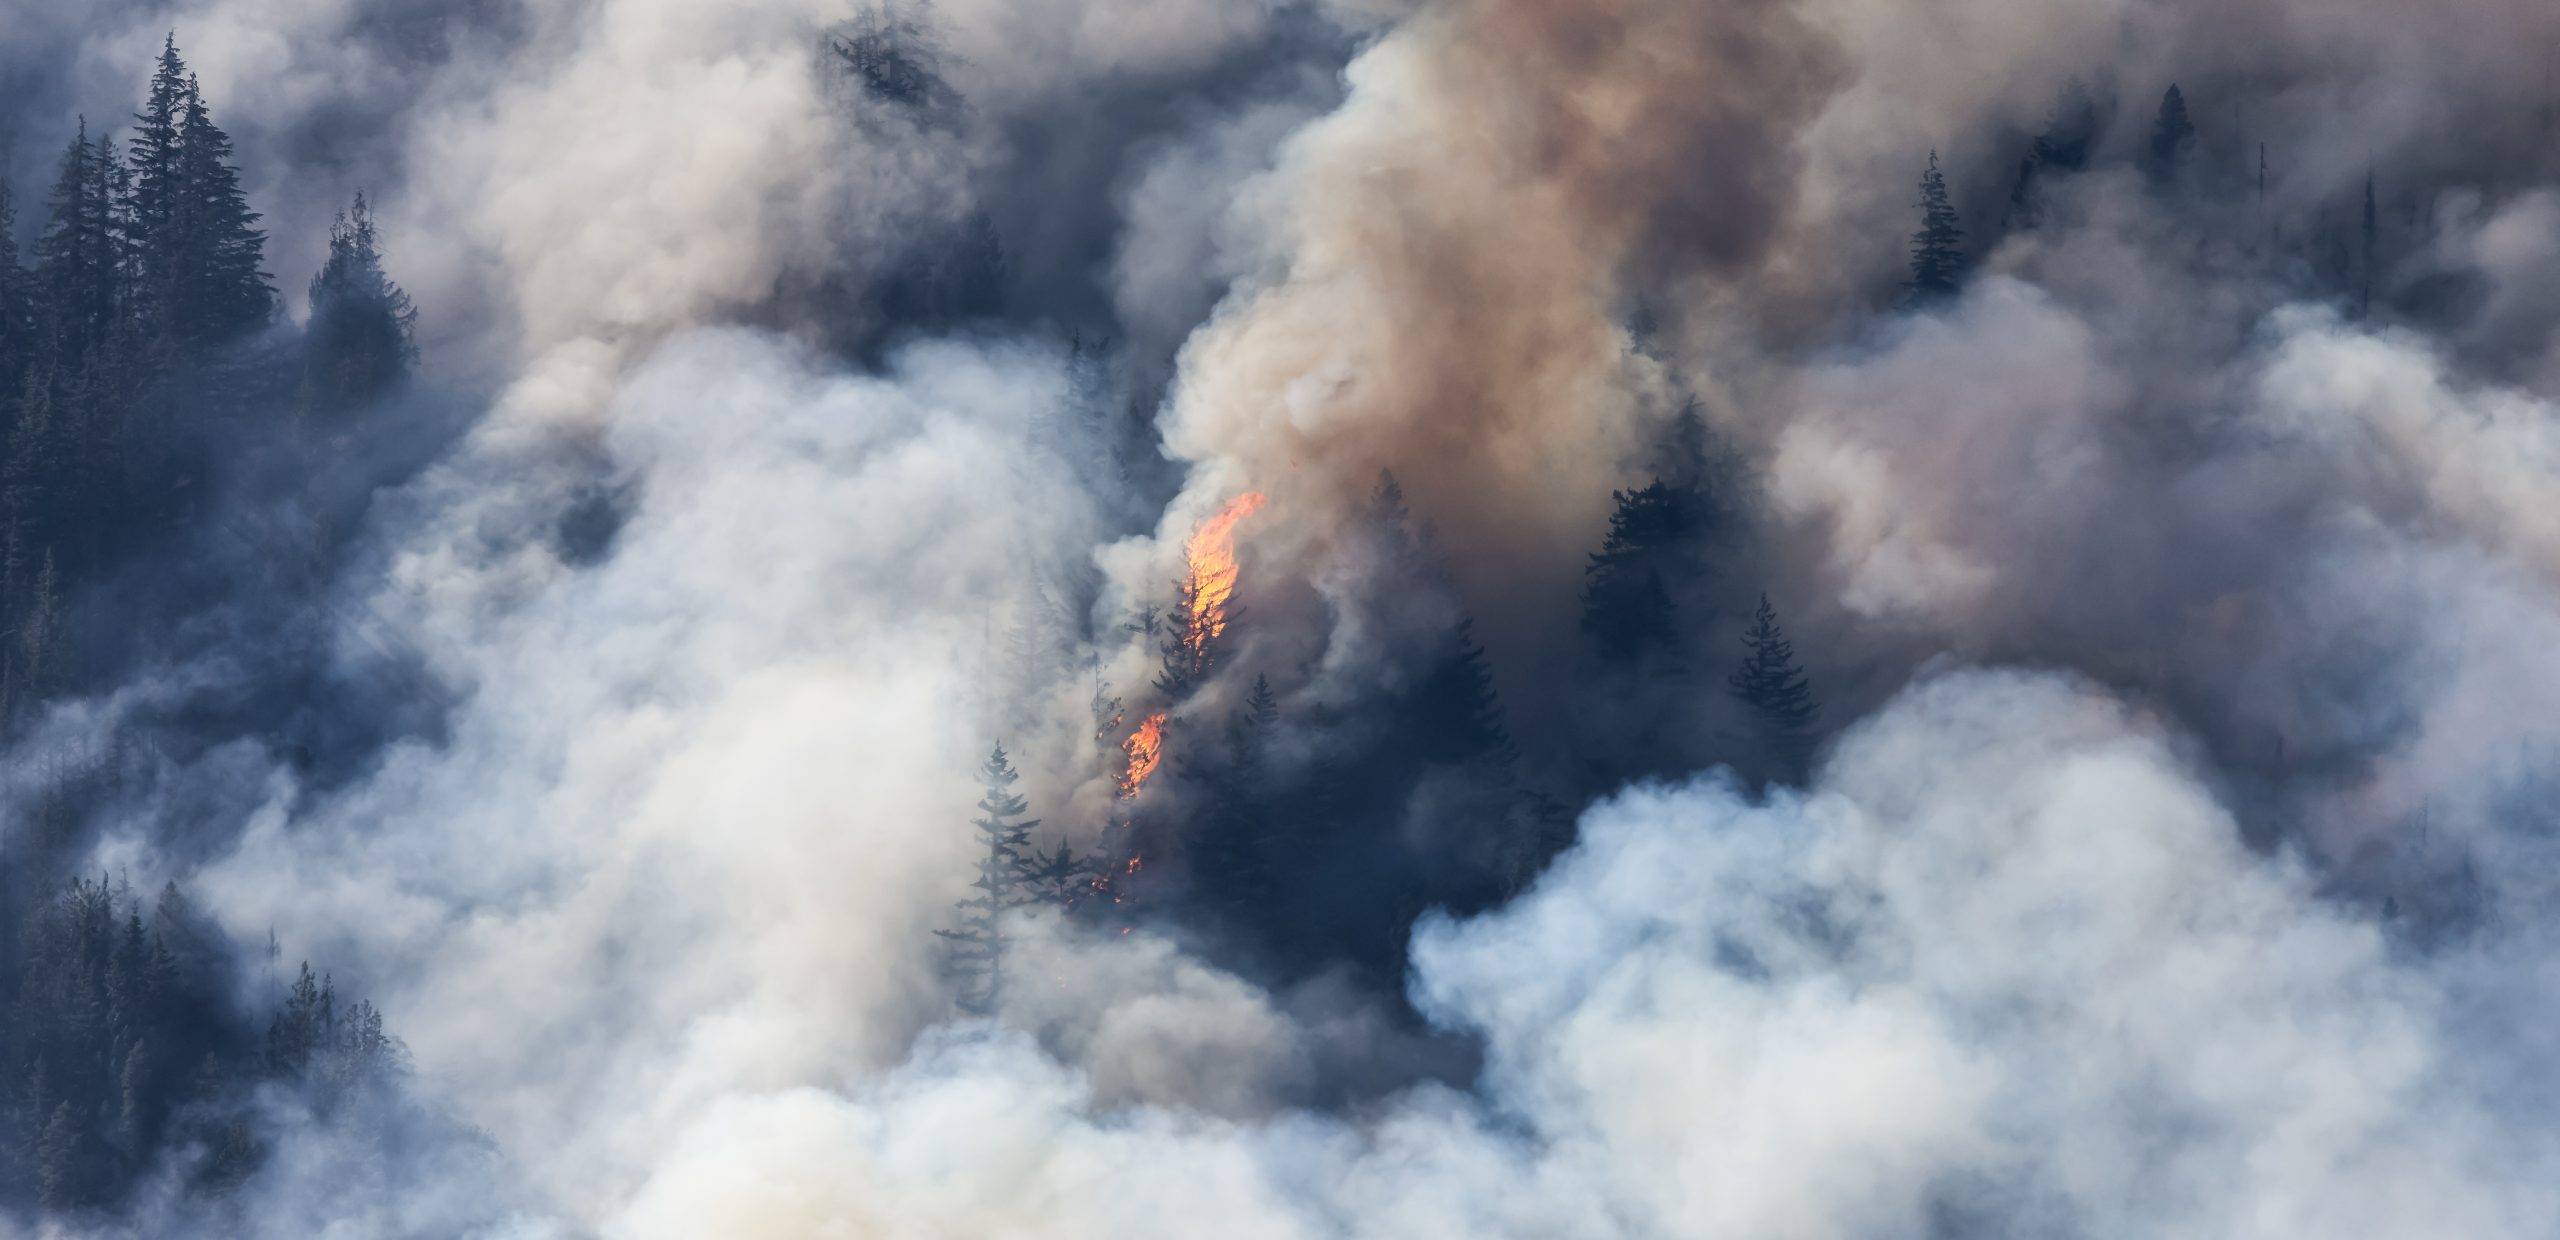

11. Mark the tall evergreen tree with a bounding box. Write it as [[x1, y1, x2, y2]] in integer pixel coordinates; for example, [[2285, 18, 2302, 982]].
[[12, 551, 62, 705], [35, 1100, 87, 1212], [1582, 481, 1700, 660], [170, 75, 272, 349], [264, 962, 331, 1076], [1906, 151, 1967, 301], [303, 192, 416, 412], [1729, 595, 1821, 785], [35, 124, 120, 369], [1408, 618, 1510, 766], [126, 36, 191, 330], [1186, 674, 1282, 915], [935, 746, 1041, 1017], [2149, 84, 2198, 182], [0, 182, 34, 417], [304, 188, 419, 412], [1154, 574, 1212, 699]]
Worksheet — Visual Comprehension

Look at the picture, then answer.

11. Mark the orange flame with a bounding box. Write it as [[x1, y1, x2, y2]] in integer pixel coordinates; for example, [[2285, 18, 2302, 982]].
[[1118, 711, 1167, 798], [1182, 492, 1268, 653]]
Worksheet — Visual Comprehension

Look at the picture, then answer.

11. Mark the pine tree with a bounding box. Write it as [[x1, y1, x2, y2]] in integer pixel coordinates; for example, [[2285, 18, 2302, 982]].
[[1906, 151, 1967, 301], [1021, 841, 1098, 907], [171, 75, 273, 349], [0, 182, 35, 418], [116, 1039, 150, 1150], [1154, 573, 1211, 699], [35, 1100, 83, 1211], [35, 124, 119, 369], [14, 551, 61, 703], [265, 962, 331, 1075], [935, 746, 1042, 1016], [303, 191, 417, 412], [1187, 674, 1282, 914], [1582, 481, 1704, 660], [1728, 595, 1821, 785], [126, 36, 191, 330], [1409, 619, 1510, 766], [2149, 84, 2197, 183]]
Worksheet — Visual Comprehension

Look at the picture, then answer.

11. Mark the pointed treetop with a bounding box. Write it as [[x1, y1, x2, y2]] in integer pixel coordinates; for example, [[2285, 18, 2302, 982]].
[[1906, 149, 1967, 301], [1730, 593, 1821, 783], [2150, 84, 2198, 179]]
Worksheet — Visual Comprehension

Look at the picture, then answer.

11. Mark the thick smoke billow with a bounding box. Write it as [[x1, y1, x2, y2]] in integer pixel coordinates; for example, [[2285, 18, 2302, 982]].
[[601, 671, 2560, 1237], [8, 0, 2560, 1233]]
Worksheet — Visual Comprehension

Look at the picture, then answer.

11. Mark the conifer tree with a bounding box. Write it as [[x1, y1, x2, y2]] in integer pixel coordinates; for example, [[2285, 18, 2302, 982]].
[[14, 551, 61, 703], [171, 75, 272, 349], [303, 192, 417, 411], [36, 124, 120, 368], [264, 962, 331, 1076], [1728, 594, 1821, 785], [2149, 84, 2198, 182], [126, 36, 192, 327], [935, 746, 1042, 1016], [0, 183, 34, 416], [1582, 482, 1702, 660], [1154, 574, 1211, 699], [1410, 619, 1510, 766], [35, 1100, 84, 1211], [1906, 151, 1967, 301], [1187, 674, 1282, 913]]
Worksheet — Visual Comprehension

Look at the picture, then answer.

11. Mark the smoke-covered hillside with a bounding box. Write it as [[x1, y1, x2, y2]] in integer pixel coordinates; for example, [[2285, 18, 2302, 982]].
[[1, 0, 2558, 1235]]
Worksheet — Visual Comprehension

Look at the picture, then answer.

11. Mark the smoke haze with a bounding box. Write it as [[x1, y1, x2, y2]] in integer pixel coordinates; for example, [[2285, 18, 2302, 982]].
[[4, 0, 2560, 1234]]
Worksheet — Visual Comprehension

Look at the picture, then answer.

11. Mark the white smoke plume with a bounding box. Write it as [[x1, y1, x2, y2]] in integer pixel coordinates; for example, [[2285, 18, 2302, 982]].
[[602, 670, 2560, 1238], [7, 0, 2560, 1232]]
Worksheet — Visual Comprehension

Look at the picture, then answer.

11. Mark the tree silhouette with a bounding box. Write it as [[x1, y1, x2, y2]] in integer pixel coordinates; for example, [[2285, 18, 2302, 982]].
[[1729, 595, 1822, 785], [2149, 84, 2197, 183], [935, 745, 1042, 1016], [1907, 151, 1967, 301]]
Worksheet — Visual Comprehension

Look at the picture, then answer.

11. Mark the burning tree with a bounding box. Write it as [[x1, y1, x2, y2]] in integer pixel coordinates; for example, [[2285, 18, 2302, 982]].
[[935, 745, 1043, 1016], [1156, 492, 1267, 698], [1087, 493, 1272, 920]]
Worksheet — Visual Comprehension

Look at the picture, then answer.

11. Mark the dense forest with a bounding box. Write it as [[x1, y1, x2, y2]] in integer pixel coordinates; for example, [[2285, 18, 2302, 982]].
[[0, 39, 427, 1229], [931, 75, 2426, 1012], [2, 0, 2557, 1235]]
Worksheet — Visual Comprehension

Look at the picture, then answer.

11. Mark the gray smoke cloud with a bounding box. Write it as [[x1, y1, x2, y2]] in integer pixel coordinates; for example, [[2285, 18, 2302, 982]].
[[9, 0, 2560, 1231], [592, 670, 2560, 1237]]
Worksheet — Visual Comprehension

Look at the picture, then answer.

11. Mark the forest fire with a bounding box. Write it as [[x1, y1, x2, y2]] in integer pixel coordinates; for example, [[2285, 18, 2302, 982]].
[[1119, 711, 1168, 798], [1180, 492, 1268, 655]]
